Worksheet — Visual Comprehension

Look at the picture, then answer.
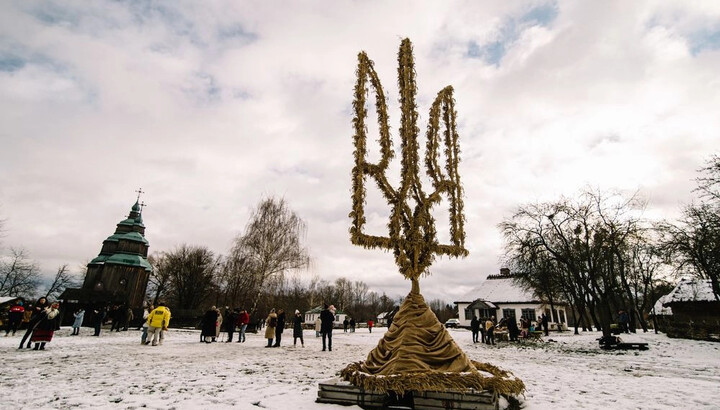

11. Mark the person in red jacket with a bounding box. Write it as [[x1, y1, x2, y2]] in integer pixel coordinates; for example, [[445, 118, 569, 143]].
[[236, 308, 250, 343], [367, 319, 374, 333], [5, 300, 25, 336]]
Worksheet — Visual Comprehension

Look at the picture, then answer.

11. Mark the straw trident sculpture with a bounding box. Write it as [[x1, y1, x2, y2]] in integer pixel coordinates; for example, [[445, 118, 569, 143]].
[[350, 38, 468, 293], [342, 38, 525, 395]]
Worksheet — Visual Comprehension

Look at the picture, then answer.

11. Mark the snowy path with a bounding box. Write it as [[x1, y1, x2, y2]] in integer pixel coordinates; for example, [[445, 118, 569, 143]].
[[1, 327, 718, 409]]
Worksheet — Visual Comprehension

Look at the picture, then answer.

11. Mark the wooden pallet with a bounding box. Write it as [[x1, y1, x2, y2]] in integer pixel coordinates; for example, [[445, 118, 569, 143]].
[[317, 378, 498, 409], [600, 342, 649, 350]]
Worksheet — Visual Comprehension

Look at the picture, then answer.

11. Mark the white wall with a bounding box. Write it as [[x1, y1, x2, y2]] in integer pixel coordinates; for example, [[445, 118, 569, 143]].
[[304, 312, 347, 326], [456, 302, 569, 328], [457, 302, 471, 327]]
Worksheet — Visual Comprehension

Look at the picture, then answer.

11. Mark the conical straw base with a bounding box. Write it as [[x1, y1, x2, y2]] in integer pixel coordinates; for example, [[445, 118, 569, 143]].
[[341, 290, 525, 396]]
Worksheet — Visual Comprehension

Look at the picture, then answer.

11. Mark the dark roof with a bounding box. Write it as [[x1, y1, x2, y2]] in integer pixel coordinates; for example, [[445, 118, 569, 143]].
[[304, 305, 345, 315]]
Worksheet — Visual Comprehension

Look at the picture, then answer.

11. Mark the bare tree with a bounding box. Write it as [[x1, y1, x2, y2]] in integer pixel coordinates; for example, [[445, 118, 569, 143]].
[[658, 155, 720, 300], [44, 264, 79, 300], [219, 244, 260, 310], [162, 245, 220, 309], [658, 203, 720, 300], [695, 154, 720, 201], [500, 189, 653, 338], [0, 248, 41, 297], [147, 253, 172, 306], [229, 197, 310, 314]]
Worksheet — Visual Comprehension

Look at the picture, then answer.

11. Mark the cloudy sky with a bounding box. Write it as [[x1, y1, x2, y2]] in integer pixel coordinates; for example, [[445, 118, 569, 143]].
[[1, 1, 718, 302]]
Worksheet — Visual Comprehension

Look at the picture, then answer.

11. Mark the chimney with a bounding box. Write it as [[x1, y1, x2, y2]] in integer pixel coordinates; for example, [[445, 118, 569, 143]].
[[500, 268, 510, 276]]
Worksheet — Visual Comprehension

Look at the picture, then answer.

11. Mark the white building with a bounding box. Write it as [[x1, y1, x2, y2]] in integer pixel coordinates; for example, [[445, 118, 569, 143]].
[[304, 306, 347, 328], [454, 268, 569, 330]]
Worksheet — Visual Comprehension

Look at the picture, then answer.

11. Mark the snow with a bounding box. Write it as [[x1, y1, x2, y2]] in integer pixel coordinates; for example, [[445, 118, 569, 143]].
[[652, 294, 673, 316], [457, 277, 537, 303], [2, 326, 719, 409], [664, 278, 717, 303]]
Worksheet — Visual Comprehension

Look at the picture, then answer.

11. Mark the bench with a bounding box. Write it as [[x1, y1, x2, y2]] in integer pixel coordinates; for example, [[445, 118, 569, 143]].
[[611, 342, 649, 351], [598, 336, 648, 350]]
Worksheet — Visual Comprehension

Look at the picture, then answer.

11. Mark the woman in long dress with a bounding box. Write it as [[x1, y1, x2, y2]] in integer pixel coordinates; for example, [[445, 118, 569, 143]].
[[31, 302, 60, 350]]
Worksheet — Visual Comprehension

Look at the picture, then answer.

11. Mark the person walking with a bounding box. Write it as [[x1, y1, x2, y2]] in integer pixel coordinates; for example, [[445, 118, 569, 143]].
[[19, 297, 48, 349], [236, 308, 249, 343], [485, 316, 496, 345], [29, 302, 60, 350], [93, 306, 107, 336], [30, 302, 61, 350], [367, 319, 374, 333], [141, 305, 153, 344], [71, 309, 84, 335], [349, 317, 356, 333], [541, 313, 549, 336], [292, 309, 305, 347], [343, 318, 349, 333], [273, 309, 286, 347], [320, 304, 335, 352], [5, 300, 24, 337], [109, 305, 121, 332], [264, 309, 277, 347], [471, 316, 480, 343], [146, 302, 171, 346], [201, 306, 219, 343]]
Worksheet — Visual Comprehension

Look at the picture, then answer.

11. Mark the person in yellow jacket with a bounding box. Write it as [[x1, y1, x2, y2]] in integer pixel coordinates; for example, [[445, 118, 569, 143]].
[[146, 302, 171, 346]]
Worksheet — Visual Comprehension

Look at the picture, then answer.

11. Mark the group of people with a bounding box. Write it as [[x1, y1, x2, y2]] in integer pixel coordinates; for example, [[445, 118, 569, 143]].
[[200, 306, 250, 343], [261, 304, 337, 351], [2, 297, 62, 350], [470, 313, 549, 344], [139, 302, 171, 346], [107, 305, 134, 332], [3, 298, 173, 349], [341, 317, 375, 333], [471, 316, 500, 345], [3, 298, 374, 352]]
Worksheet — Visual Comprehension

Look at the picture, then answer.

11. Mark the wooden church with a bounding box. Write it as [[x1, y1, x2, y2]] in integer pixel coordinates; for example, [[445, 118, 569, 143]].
[[60, 198, 152, 325]]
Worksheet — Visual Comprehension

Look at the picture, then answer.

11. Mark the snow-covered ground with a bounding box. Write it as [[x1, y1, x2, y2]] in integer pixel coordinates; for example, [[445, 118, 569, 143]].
[[1, 326, 719, 409]]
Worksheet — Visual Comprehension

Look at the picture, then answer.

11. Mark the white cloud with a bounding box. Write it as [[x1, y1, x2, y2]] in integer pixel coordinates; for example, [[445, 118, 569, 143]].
[[0, 0, 719, 302]]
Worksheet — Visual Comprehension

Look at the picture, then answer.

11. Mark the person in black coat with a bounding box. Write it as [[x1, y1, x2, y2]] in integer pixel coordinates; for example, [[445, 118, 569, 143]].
[[109, 305, 122, 332], [470, 316, 480, 343], [507, 317, 520, 342], [201, 307, 219, 343], [320, 304, 335, 351], [541, 313, 549, 336], [93, 306, 107, 336], [225, 308, 238, 343], [273, 309, 286, 347], [292, 309, 305, 347]]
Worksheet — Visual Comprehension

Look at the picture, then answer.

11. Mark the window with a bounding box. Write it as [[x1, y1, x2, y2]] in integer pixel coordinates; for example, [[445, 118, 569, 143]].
[[558, 310, 566, 323], [521, 308, 536, 322], [502, 308, 516, 320]]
